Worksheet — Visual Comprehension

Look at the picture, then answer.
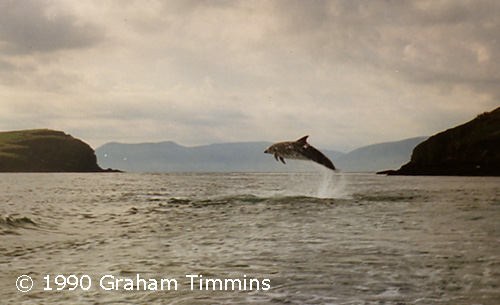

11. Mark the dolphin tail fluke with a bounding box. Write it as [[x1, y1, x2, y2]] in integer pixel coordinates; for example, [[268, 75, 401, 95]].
[[317, 158, 336, 171], [307, 146, 336, 171]]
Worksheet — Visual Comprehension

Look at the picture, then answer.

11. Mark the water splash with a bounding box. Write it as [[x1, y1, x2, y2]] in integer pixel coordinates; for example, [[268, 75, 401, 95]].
[[264, 167, 350, 199], [314, 168, 349, 199]]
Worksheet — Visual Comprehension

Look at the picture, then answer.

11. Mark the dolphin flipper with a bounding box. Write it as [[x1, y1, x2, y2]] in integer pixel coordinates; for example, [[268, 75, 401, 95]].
[[273, 152, 287, 165]]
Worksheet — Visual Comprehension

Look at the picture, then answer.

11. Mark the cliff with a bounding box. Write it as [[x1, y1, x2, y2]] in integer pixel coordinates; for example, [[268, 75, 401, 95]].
[[0, 129, 111, 172], [381, 107, 500, 176]]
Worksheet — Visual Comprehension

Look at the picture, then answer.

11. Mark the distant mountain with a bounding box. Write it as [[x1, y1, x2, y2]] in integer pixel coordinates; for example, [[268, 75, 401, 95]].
[[96, 137, 428, 173], [335, 137, 428, 172], [383, 107, 500, 176], [96, 141, 344, 172]]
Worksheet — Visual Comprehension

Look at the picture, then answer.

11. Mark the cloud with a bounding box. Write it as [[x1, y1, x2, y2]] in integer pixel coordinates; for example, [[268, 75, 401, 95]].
[[0, 0, 104, 55], [0, 0, 499, 151], [261, 0, 500, 99]]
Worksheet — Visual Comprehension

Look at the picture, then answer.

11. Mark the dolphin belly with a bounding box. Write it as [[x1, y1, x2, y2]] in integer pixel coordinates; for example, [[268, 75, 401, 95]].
[[276, 143, 310, 160], [278, 151, 310, 161]]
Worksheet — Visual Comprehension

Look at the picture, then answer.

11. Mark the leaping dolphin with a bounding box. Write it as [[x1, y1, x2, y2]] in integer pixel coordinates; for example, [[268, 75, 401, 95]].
[[264, 136, 336, 171]]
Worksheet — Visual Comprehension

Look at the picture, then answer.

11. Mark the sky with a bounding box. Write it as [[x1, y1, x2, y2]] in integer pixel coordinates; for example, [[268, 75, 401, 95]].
[[1, 0, 499, 152]]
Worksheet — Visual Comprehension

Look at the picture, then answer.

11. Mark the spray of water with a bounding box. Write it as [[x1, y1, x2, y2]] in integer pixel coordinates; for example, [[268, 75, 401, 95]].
[[267, 166, 349, 199], [314, 167, 348, 199]]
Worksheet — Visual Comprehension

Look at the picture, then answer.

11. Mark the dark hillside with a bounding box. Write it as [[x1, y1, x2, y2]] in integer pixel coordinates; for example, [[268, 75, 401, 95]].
[[382, 107, 500, 176], [0, 129, 105, 172]]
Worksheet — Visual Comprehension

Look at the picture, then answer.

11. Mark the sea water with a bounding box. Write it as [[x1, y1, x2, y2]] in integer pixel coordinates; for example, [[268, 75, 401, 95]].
[[1, 172, 499, 304]]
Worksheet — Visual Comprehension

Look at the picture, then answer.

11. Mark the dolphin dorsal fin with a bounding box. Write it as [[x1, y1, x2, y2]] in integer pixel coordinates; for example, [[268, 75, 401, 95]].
[[296, 135, 309, 145]]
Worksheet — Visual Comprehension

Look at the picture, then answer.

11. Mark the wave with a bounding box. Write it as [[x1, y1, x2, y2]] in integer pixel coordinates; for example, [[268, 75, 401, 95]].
[[0, 216, 37, 235], [0, 216, 37, 227], [158, 194, 341, 208]]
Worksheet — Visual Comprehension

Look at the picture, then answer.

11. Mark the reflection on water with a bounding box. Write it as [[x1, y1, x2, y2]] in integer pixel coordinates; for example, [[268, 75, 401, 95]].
[[1, 173, 499, 304]]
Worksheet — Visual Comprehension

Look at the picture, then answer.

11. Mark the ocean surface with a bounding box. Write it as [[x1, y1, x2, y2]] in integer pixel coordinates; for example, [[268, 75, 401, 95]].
[[1, 172, 499, 304]]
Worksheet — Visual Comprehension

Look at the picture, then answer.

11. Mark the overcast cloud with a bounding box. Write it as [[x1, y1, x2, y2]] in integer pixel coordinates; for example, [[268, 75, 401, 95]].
[[1, 0, 499, 151]]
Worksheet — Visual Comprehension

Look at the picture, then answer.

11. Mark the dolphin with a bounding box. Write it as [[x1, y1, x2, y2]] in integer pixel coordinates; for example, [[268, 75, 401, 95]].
[[264, 135, 336, 171]]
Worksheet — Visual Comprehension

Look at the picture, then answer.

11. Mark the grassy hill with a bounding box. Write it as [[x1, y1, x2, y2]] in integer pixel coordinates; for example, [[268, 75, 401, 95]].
[[0, 129, 105, 172]]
